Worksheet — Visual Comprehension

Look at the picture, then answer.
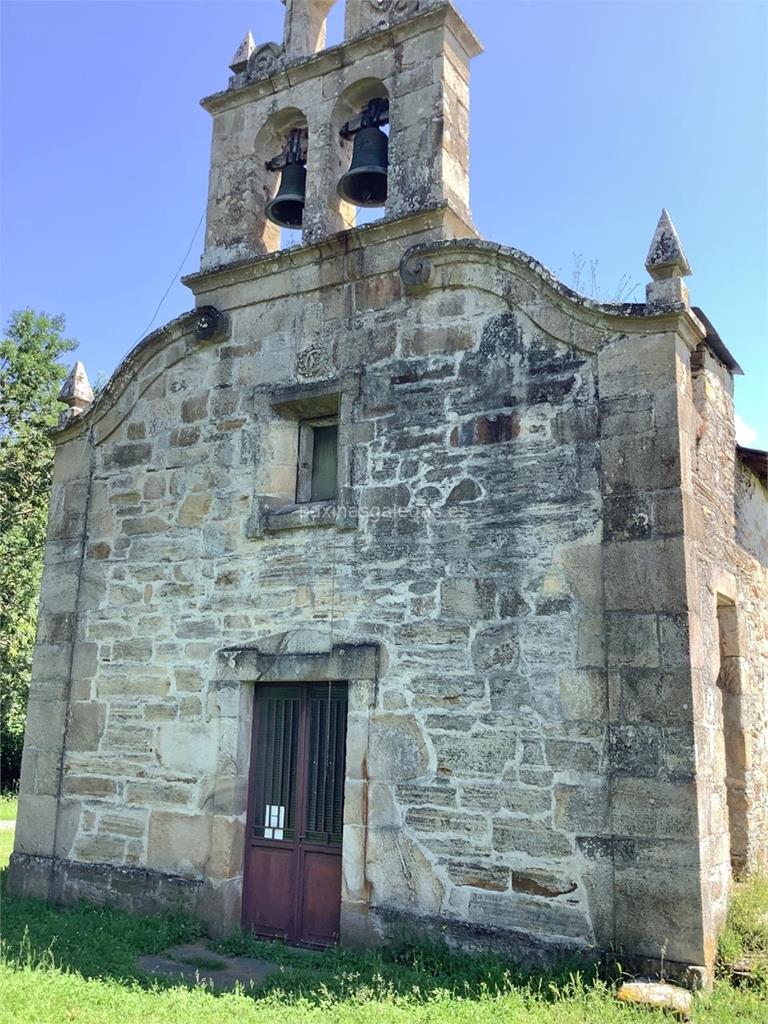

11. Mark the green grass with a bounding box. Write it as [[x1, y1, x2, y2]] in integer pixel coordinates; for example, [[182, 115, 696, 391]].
[[0, 794, 18, 820], [0, 829, 14, 863], [0, 824, 766, 1024], [717, 875, 768, 983]]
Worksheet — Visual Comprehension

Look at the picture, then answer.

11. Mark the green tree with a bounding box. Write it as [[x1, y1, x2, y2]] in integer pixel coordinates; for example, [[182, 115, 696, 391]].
[[0, 310, 76, 790]]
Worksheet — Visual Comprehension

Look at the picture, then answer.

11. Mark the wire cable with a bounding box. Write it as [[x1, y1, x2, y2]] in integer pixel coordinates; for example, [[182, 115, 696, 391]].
[[133, 208, 206, 346]]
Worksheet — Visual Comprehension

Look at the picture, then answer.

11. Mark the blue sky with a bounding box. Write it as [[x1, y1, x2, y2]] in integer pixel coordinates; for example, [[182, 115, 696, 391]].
[[2, 0, 766, 447]]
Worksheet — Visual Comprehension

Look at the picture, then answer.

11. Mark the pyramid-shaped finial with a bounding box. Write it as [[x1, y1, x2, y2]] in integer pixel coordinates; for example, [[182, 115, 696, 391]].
[[645, 208, 692, 281], [229, 30, 255, 73], [59, 361, 94, 417]]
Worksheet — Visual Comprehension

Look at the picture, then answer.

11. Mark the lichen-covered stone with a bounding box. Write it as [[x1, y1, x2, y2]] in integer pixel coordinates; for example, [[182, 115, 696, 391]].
[[617, 980, 693, 1020]]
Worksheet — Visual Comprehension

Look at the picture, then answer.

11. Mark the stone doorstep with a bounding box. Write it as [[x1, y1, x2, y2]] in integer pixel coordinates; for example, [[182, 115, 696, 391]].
[[137, 941, 283, 991]]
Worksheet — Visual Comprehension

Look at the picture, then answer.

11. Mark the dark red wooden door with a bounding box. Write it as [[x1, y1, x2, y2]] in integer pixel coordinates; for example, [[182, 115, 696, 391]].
[[242, 683, 347, 947]]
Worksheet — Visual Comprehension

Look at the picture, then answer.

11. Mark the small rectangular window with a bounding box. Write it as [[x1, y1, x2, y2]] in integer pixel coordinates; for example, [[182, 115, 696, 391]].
[[310, 423, 339, 500], [297, 418, 338, 502]]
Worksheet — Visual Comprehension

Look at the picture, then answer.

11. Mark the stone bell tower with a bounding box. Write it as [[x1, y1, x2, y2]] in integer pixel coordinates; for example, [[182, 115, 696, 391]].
[[199, 0, 482, 270]]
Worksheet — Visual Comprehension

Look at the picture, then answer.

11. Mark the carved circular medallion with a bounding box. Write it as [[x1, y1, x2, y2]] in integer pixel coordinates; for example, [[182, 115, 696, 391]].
[[296, 346, 328, 379], [367, 0, 419, 14]]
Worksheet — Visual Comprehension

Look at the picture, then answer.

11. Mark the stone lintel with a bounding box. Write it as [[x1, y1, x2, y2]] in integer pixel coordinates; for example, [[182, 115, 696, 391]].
[[267, 372, 359, 418], [271, 383, 344, 419], [218, 641, 380, 683]]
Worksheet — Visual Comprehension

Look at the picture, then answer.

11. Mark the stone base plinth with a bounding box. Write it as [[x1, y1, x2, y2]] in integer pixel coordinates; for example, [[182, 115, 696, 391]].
[[369, 905, 712, 989], [7, 852, 204, 919]]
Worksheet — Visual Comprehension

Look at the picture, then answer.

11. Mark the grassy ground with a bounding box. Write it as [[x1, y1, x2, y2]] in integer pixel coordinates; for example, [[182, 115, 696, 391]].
[[0, 821, 766, 1023], [0, 828, 13, 864], [0, 794, 18, 820], [717, 875, 768, 981]]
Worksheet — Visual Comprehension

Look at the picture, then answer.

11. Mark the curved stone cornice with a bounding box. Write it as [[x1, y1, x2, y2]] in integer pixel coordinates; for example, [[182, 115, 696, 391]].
[[399, 238, 708, 353], [54, 233, 710, 449], [52, 306, 230, 445]]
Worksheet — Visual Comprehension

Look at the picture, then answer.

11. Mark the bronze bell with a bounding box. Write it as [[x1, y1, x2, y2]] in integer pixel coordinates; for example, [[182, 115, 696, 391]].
[[337, 125, 388, 207], [265, 159, 306, 229]]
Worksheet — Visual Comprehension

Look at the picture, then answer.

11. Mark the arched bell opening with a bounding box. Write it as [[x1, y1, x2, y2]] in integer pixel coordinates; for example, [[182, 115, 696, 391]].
[[255, 107, 309, 253], [323, 0, 345, 48], [332, 79, 390, 231]]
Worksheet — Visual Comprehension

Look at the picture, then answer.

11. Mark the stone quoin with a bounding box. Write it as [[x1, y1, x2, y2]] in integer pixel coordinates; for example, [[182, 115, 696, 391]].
[[9, 0, 768, 986]]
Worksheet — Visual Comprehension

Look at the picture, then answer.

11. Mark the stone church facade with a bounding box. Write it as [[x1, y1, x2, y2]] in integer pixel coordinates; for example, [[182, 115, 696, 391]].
[[9, 0, 768, 982]]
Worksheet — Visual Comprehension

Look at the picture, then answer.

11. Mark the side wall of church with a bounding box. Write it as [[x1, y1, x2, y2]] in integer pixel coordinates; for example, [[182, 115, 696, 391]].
[[683, 346, 768, 963], [734, 462, 768, 872]]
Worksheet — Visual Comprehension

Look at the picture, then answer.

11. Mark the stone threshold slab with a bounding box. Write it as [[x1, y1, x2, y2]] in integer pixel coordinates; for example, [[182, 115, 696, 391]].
[[137, 941, 287, 991]]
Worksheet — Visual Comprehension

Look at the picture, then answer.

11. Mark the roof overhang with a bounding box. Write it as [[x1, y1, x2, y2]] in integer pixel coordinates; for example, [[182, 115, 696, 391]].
[[692, 306, 743, 375], [737, 446, 767, 487]]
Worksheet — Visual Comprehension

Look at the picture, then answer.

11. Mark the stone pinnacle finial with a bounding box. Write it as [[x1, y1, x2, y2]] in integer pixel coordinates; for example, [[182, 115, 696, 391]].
[[58, 361, 94, 426], [645, 208, 692, 281], [229, 30, 256, 73], [644, 209, 692, 310]]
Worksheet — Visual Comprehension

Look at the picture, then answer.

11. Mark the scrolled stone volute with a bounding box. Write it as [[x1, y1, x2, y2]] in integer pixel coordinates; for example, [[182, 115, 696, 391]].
[[247, 42, 284, 82], [399, 248, 433, 288], [194, 306, 230, 342]]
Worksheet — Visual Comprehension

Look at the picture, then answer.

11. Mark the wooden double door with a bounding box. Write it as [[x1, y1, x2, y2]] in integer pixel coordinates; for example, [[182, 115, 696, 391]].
[[242, 682, 348, 947]]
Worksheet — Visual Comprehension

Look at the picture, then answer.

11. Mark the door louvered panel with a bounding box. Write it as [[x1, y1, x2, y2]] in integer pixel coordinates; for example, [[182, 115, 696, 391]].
[[305, 687, 347, 845], [251, 687, 300, 841]]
